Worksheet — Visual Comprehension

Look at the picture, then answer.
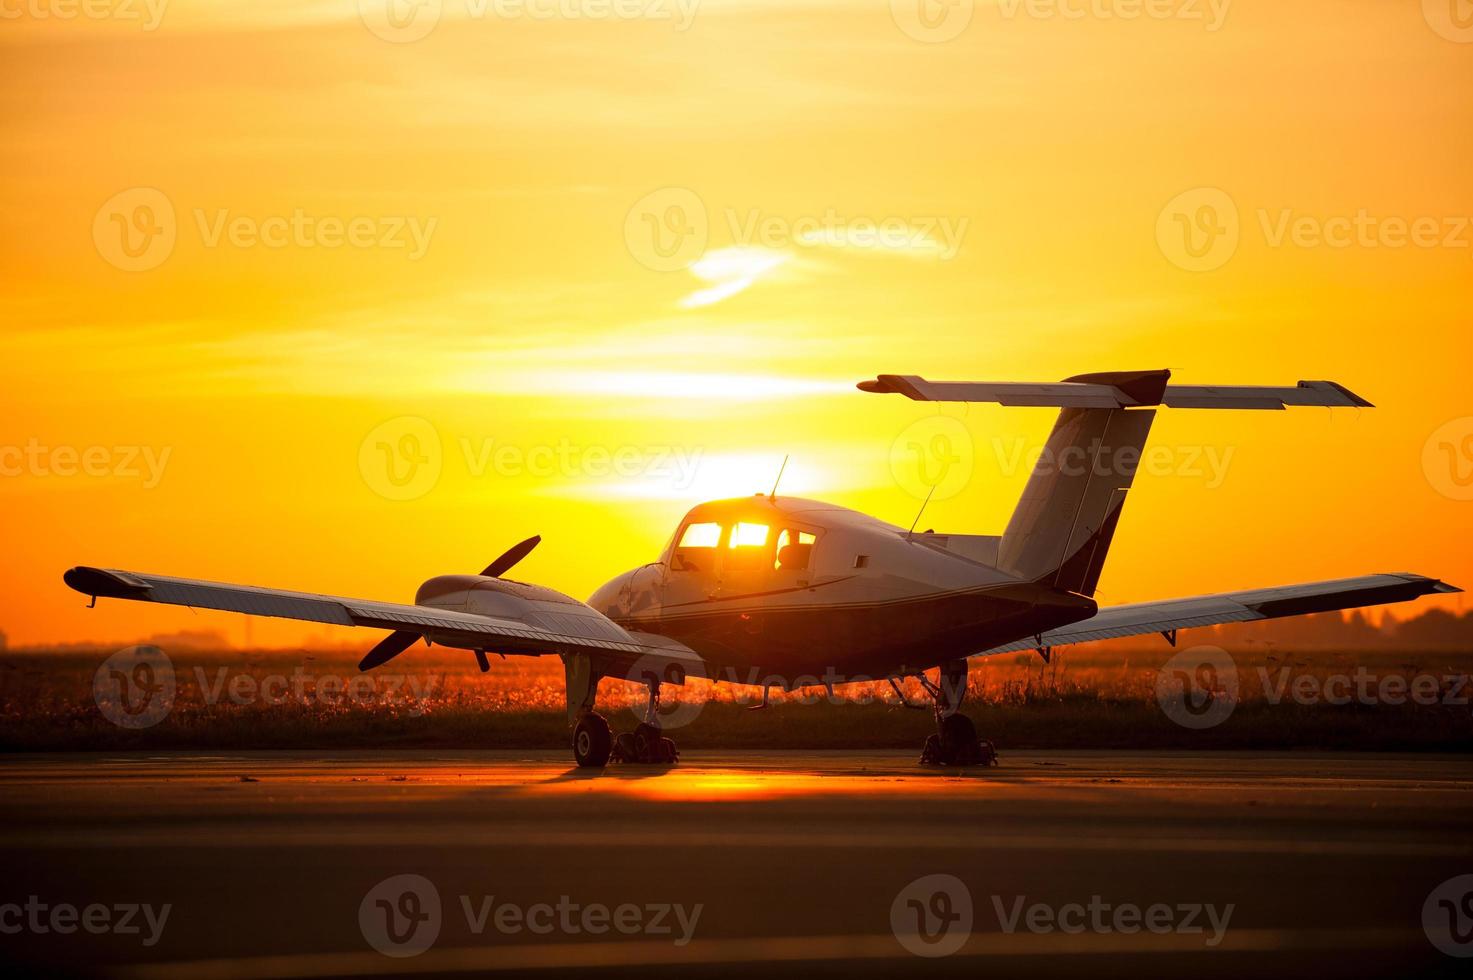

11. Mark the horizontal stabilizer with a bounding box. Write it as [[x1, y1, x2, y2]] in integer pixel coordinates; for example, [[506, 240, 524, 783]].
[[859, 374, 1373, 410]]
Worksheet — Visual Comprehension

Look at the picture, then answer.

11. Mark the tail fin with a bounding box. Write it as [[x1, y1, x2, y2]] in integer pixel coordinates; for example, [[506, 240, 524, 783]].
[[996, 370, 1166, 595], [859, 368, 1373, 597]]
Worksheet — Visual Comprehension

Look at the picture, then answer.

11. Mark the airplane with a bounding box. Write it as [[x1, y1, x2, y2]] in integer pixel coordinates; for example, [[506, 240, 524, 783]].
[[64, 369, 1459, 769]]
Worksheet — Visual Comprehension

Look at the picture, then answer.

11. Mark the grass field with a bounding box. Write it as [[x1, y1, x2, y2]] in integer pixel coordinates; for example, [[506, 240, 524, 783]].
[[2, 642, 1470, 753]]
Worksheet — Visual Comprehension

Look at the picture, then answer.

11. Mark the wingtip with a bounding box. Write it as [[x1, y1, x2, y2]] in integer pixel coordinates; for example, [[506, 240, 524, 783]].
[[856, 374, 926, 399], [1306, 380, 1375, 408], [63, 566, 151, 599], [1391, 573, 1461, 595]]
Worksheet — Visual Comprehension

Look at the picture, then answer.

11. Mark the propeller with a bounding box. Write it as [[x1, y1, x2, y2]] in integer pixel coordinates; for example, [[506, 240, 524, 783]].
[[358, 629, 421, 672], [357, 535, 542, 672], [480, 535, 541, 577]]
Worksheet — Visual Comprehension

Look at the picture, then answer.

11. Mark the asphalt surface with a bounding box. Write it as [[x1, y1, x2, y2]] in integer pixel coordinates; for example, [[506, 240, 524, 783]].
[[1, 750, 1471, 978]]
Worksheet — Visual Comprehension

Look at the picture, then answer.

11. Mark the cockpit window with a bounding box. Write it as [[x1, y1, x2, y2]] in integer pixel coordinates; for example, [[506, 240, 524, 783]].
[[678, 522, 722, 548]]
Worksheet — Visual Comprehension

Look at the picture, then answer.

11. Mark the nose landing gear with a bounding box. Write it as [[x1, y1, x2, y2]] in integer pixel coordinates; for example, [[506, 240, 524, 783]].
[[916, 658, 998, 767]]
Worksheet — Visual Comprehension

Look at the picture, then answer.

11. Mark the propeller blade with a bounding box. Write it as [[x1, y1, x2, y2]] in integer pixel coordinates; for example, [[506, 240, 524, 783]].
[[481, 535, 541, 577], [358, 630, 421, 672]]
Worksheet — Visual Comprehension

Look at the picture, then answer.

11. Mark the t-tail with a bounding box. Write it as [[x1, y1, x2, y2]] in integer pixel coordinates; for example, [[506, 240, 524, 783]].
[[859, 369, 1373, 597]]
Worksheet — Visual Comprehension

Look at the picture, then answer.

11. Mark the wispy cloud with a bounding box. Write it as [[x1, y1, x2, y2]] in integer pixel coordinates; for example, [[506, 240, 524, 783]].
[[678, 246, 790, 308]]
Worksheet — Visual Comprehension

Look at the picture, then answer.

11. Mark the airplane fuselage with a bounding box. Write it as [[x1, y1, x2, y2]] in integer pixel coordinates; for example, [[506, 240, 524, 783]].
[[586, 495, 1097, 681]]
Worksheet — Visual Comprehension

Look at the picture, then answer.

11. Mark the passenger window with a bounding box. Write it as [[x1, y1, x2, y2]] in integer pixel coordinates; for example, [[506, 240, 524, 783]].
[[774, 529, 815, 571]]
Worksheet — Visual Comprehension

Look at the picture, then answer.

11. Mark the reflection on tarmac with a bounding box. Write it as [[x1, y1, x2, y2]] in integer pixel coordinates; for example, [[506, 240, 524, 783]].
[[0, 751, 1470, 977]]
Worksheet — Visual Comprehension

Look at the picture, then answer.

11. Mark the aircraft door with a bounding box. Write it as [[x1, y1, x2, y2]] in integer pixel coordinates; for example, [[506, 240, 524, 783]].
[[714, 523, 818, 598]]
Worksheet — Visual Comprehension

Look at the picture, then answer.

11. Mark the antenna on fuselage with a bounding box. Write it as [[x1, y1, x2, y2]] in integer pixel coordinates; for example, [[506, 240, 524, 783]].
[[907, 483, 936, 542], [768, 455, 789, 501]]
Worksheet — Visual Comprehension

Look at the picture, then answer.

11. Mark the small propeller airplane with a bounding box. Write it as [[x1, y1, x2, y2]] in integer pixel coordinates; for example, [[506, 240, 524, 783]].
[[65, 369, 1458, 768]]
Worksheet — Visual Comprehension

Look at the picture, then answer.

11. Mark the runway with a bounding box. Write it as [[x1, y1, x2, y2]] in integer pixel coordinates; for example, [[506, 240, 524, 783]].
[[2, 751, 1471, 977]]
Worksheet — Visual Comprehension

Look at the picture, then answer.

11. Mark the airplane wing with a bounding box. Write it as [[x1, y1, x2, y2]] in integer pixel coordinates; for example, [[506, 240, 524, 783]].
[[62, 566, 705, 679], [978, 573, 1460, 655]]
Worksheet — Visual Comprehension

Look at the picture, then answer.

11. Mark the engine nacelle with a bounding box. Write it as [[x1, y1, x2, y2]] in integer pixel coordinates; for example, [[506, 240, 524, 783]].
[[415, 575, 633, 645]]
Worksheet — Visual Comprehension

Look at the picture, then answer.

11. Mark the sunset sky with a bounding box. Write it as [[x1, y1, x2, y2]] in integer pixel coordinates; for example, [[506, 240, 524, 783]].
[[2, 1, 1470, 648]]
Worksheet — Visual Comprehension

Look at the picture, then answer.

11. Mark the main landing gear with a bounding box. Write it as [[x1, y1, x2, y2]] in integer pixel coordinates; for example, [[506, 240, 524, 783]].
[[572, 711, 677, 767], [916, 658, 998, 768], [611, 678, 678, 765], [567, 655, 678, 768]]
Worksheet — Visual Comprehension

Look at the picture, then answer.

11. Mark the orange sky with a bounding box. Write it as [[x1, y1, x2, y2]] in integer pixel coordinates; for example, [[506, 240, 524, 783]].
[[2, 1, 1470, 648]]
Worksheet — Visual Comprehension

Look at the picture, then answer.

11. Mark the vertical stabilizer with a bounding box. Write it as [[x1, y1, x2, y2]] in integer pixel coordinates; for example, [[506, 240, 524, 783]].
[[995, 370, 1169, 595]]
